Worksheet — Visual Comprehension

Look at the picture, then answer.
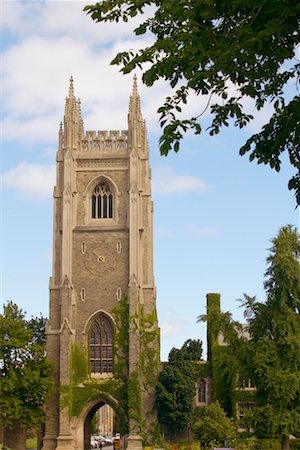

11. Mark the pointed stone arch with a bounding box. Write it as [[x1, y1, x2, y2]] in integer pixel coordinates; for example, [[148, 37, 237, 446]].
[[83, 174, 120, 225], [83, 311, 115, 376], [74, 393, 123, 450]]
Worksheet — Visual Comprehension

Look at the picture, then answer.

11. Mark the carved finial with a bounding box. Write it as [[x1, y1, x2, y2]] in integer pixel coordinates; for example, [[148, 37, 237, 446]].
[[58, 121, 63, 151], [77, 98, 84, 134], [129, 74, 142, 119], [68, 75, 75, 98], [132, 74, 138, 97]]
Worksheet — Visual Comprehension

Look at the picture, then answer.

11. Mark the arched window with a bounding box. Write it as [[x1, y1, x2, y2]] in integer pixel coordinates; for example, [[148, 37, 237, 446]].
[[89, 314, 114, 373], [198, 379, 207, 403], [91, 181, 113, 219]]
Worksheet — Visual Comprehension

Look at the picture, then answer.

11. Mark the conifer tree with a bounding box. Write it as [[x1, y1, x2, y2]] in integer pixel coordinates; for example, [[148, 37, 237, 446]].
[[242, 225, 300, 450]]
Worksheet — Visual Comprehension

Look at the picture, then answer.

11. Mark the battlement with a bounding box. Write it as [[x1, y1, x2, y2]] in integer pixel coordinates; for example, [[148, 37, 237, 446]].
[[79, 130, 128, 153]]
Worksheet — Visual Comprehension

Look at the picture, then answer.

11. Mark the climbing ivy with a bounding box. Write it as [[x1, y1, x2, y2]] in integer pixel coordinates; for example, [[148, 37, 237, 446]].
[[59, 295, 130, 434], [127, 370, 142, 430], [139, 306, 160, 387], [71, 343, 88, 385], [59, 294, 160, 439]]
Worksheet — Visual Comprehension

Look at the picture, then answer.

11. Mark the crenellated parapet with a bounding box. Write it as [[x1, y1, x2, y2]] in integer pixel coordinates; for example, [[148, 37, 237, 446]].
[[79, 130, 128, 153]]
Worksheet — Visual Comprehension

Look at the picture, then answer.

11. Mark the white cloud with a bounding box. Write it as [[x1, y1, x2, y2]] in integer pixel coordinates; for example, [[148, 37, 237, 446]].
[[184, 224, 220, 239], [2, 114, 61, 145], [0, 1, 208, 145], [152, 165, 209, 195], [1, 32, 161, 143], [1, 0, 284, 149], [2, 162, 55, 201], [160, 320, 188, 337], [2, 1, 144, 45]]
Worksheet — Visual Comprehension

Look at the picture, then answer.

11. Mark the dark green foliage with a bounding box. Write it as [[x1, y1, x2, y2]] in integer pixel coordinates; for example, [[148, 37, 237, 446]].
[[199, 302, 248, 416], [264, 225, 300, 313], [193, 400, 236, 447], [84, 0, 300, 204], [241, 225, 300, 448], [0, 302, 53, 429], [155, 339, 201, 431], [169, 338, 202, 362]]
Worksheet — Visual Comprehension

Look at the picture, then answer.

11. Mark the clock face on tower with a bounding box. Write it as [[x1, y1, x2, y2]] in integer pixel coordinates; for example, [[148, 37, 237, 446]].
[[84, 242, 118, 276]]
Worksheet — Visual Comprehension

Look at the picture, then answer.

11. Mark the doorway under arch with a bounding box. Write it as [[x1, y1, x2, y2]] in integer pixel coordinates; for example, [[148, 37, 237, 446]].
[[77, 395, 122, 450]]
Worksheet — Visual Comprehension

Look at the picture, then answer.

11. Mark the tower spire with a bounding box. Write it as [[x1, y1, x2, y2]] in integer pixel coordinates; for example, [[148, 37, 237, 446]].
[[68, 75, 75, 99], [63, 76, 84, 147], [129, 74, 142, 120], [132, 73, 138, 97]]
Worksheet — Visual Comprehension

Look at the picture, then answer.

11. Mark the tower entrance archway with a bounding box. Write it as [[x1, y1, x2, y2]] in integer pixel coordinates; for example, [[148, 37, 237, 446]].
[[76, 395, 121, 450]]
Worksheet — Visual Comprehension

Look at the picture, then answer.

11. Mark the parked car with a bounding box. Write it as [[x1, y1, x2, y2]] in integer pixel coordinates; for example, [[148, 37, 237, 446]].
[[102, 436, 113, 445], [90, 438, 99, 449], [98, 438, 107, 447], [93, 436, 106, 447]]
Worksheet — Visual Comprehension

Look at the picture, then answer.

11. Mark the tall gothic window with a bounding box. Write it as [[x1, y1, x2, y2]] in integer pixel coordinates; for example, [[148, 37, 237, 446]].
[[91, 181, 113, 219], [198, 379, 207, 403], [89, 314, 114, 373]]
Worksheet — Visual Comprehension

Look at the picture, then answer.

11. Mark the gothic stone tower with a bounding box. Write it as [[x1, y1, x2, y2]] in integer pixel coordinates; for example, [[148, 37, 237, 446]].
[[42, 77, 160, 450]]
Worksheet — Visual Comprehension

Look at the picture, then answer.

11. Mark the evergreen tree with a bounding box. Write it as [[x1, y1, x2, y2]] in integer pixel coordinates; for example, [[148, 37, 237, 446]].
[[241, 225, 300, 450]]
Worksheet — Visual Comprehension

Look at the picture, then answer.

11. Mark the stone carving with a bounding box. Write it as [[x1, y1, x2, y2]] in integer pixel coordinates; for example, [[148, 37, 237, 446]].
[[84, 243, 118, 276]]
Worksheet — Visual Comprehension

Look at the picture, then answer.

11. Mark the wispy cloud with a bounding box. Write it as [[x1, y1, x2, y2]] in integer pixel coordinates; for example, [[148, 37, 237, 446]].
[[156, 228, 175, 238], [160, 319, 188, 337], [2, 162, 55, 201], [153, 165, 209, 195], [184, 224, 220, 238]]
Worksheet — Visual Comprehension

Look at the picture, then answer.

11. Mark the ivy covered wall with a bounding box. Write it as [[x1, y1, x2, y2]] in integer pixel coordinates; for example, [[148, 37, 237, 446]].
[[59, 294, 160, 440]]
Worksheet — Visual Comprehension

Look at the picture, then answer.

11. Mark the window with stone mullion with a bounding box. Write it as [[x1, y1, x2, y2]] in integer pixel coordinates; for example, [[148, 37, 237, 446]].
[[89, 316, 113, 373], [91, 182, 113, 219]]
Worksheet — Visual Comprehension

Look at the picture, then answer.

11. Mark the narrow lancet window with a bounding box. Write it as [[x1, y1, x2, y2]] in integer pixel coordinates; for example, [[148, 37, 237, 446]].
[[198, 379, 207, 403], [91, 181, 113, 219], [89, 314, 114, 373]]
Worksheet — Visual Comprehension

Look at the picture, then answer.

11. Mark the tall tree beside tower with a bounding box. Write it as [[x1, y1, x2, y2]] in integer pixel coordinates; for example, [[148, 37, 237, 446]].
[[241, 225, 300, 450]]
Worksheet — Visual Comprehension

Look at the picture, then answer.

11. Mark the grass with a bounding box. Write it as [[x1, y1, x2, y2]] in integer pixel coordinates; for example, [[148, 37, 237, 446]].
[[26, 437, 38, 449]]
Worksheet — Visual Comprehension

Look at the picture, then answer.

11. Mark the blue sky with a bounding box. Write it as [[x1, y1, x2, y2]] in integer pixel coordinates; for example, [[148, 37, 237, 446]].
[[1, 0, 299, 361]]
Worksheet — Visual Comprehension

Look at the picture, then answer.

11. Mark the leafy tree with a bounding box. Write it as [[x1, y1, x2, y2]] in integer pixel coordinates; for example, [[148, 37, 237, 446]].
[[168, 338, 203, 362], [84, 0, 300, 204], [0, 301, 53, 430], [241, 225, 300, 450], [193, 400, 236, 448], [155, 339, 202, 433]]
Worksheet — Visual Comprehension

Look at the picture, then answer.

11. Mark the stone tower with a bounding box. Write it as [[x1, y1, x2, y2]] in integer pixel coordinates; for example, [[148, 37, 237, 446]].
[[42, 77, 160, 450]]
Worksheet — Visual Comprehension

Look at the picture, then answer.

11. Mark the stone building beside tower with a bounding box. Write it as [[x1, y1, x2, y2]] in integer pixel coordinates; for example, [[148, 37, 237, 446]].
[[42, 77, 160, 450]]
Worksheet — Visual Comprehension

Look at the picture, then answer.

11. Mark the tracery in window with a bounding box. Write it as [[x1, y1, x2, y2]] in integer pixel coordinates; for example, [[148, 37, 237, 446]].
[[239, 374, 255, 389], [91, 181, 113, 219], [198, 378, 207, 403], [89, 314, 114, 373]]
